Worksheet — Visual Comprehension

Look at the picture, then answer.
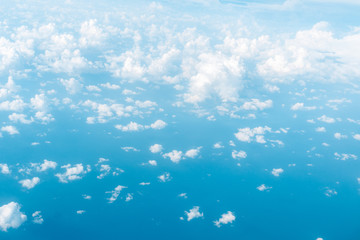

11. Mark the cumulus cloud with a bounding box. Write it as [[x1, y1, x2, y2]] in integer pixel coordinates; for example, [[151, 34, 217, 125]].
[[115, 122, 144, 132], [214, 211, 235, 227], [234, 126, 271, 143], [231, 150, 247, 160], [271, 168, 284, 177], [60, 78, 83, 94], [55, 164, 91, 183], [334, 132, 347, 140], [334, 152, 357, 161], [32, 211, 43, 224], [290, 102, 316, 111], [149, 144, 163, 153], [163, 150, 183, 163], [106, 185, 127, 203], [150, 120, 167, 130], [0, 164, 11, 174], [240, 99, 273, 111], [185, 147, 201, 158], [158, 172, 171, 182], [35, 159, 57, 172], [19, 177, 40, 189], [317, 115, 335, 123], [185, 206, 203, 221], [257, 184, 272, 191], [1, 125, 19, 135], [0, 202, 27, 232]]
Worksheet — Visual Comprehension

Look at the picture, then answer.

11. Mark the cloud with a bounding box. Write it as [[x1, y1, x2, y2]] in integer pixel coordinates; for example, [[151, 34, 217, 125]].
[[8, 113, 33, 124], [353, 134, 360, 141], [19, 177, 40, 189], [55, 164, 91, 183], [214, 211, 235, 227], [317, 115, 335, 123], [232, 150, 247, 160], [32, 211, 43, 224], [234, 126, 271, 143], [334, 132, 347, 140], [158, 172, 171, 182], [240, 99, 273, 111], [257, 184, 272, 191], [185, 147, 201, 158], [35, 159, 57, 172], [1, 125, 19, 135], [60, 78, 83, 94], [115, 122, 144, 132], [0, 164, 11, 174], [271, 168, 284, 177], [148, 160, 157, 166], [149, 144, 163, 153], [185, 206, 203, 221], [290, 102, 316, 111], [0, 202, 27, 232], [97, 164, 111, 179], [315, 127, 326, 132], [106, 185, 127, 203], [163, 150, 183, 163], [334, 152, 357, 161], [150, 120, 167, 130]]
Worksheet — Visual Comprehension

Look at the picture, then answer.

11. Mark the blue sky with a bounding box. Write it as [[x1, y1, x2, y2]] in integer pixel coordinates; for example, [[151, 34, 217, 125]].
[[0, 0, 360, 239]]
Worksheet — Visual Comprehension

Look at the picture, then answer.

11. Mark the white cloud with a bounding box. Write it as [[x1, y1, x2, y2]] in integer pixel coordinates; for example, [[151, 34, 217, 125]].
[[185, 147, 201, 158], [232, 150, 247, 160], [60, 78, 83, 94], [271, 168, 284, 177], [19, 177, 40, 189], [158, 172, 171, 182], [353, 134, 360, 141], [334, 152, 357, 161], [317, 115, 335, 123], [234, 126, 271, 143], [79, 19, 106, 48], [36, 159, 57, 172], [106, 185, 127, 203], [125, 193, 133, 202], [1, 125, 19, 135], [150, 120, 167, 130], [334, 133, 347, 140], [97, 164, 111, 179], [214, 211, 235, 227], [148, 160, 157, 166], [257, 184, 272, 191], [163, 150, 183, 163], [0, 99, 26, 112], [315, 127, 326, 132], [149, 144, 163, 153], [55, 164, 91, 183], [76, 210, 86, 215], [213, 142, 224, 149], [0, 202, 27, 232], [185, 206, 203, 221], [115, 122, 144, 132], [30, 93, 47, 111], [8, 113, 33, 124], [32, 211, 43, 224], [290, 102, 316, 111], [240, 99, 273, 111], [0, 164, 10, 174]]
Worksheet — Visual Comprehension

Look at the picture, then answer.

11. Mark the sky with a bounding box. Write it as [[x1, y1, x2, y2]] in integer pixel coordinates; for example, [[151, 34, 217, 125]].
[[0, 0, 360, 239]]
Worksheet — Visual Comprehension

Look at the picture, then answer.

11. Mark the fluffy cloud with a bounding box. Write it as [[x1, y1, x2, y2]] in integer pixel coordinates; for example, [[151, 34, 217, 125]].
[[60, 78, 83, 94], [334, 132, 347, 140], [55, 164, 91, 183], [232, 150, 247, 160], [106, 185, 127, 203], [214, 211, 235, 227], [317, 115, 335, 123], [185, 147, 201, 158], [32, 211, 43, 224], [185, 206, 203, 221], [271, 168, 284, 177], [353, 134, 360, 141], [150, 120, 167, 130], [1, 125, 19, 135], [234, 126, 271, 143], [290, 102, 316, 111], [334, 152, 357, 161], [19, 177, 40, 189], [240, 99, 273, 111], [35, 159, 57, 172], [163, 150, 183, 163], [257, 184, 272, 191], [115, 122, 144, 132], [0, 164, 10, 174], [158, 172, 171, 182], [149, 144, 163, 153], [0, 202, 27, 232]]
